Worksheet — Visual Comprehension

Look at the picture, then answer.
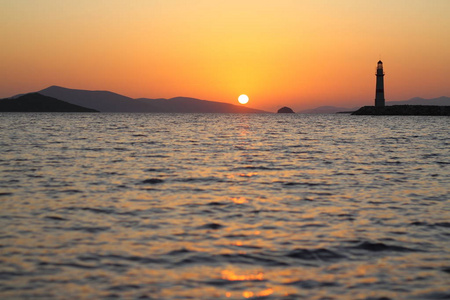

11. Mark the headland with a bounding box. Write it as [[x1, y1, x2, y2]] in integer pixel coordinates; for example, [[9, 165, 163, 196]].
[[0, 93, 98, 112], [351, 105, 450, 116]]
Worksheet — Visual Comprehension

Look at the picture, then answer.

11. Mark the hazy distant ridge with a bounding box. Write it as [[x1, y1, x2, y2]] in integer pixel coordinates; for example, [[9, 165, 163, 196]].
[[38, 86, 267, 113], [386, 96, 450, 106]]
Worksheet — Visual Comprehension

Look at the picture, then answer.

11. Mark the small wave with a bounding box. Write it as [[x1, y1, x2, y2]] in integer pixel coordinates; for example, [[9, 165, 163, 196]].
[[27, 174, 43, 178], [108, 284, 141, 291], [140, 178, 164, 184], [286, 248, 345, 261], [285, 279, 339, 289], [61, 189, 83, 194], [38, 261, 97, 270], [44, 216, 67, 221], [207, 201, 227, 206], [91, 254, 165, 265], [81, 147, 104, 152], [414, 292, 450, 300], [232, 166, 282, 171], [435, 222, 450, 228], [281, 182, 324, 187], [145, 168, 167, 172], [198, 253, 288, 267], [173, 252, 287, 267], [0, 271, 29, 280], [298, 223, 327, 228], [166, 248, 192, 256], [410, 221, 450, 228], [68, 226, 110, 233], [349, 241, 418, 252], [220, 253, 289, 266], [63, 206, 117, 215], [174, 177, 225, 183], [198, 223, 224, 230], [203, 279, 240, 287]]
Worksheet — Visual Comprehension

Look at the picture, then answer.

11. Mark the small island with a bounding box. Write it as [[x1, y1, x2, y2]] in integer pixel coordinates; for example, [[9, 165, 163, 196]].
[[277, 106, 295, 113], [351, 105, 450, 116]]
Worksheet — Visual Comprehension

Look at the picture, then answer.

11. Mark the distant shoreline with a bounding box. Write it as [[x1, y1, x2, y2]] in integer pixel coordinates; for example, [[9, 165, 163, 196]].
[[351, 105, 450, 116]]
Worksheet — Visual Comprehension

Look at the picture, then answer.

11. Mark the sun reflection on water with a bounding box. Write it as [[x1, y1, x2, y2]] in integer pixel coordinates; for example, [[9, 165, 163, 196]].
[[221, 269, 264, 281], [231, 197, 248, 204], [225, 288, 276, 298], [221, 269, 274, 299]]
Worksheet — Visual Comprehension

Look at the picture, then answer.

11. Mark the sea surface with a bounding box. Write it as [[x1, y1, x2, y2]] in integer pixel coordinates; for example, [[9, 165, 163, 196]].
[[0, 113, 449, 300]]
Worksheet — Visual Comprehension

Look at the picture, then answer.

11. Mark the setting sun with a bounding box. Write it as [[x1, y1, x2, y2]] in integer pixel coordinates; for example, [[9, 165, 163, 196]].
[[238, 94, 249, 104]]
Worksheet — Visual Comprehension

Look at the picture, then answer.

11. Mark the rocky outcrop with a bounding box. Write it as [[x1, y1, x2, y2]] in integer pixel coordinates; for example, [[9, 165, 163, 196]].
[[277, 106, 295, 113]]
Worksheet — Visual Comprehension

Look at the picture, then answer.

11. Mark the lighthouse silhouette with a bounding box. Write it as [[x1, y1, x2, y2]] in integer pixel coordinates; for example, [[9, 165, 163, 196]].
[[375, 60, 385, 107]]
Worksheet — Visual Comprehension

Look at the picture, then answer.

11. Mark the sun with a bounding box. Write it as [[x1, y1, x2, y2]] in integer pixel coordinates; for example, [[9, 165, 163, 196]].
[[238, 94, 249, 104]]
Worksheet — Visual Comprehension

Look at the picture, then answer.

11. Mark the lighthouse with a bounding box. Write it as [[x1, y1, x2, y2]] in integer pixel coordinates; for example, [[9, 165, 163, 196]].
[[375, 60, 385, 107]]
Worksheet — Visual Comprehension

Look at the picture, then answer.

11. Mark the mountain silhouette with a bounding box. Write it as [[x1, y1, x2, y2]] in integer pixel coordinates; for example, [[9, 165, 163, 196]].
[[38, 86, 267, 113], [0, 93, 98, 112], [135, 96, 267, 113], [39, 86, 153, 112]]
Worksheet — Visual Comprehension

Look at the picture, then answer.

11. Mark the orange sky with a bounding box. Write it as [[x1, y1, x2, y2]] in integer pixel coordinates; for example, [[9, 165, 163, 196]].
[[1, 0, 449, 111]]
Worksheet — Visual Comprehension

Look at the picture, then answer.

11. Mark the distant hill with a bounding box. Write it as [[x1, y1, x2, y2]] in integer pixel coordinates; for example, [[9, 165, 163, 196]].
[[0, 93, 98, 112], [39, 86, 153, 112], [135, 96, 267, 113], [38, 86, 267, 113], [297, 97, 450, 114]]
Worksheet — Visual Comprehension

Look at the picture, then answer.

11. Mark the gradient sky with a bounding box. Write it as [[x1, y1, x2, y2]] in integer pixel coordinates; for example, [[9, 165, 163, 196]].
[[1, 0, 449, 111]]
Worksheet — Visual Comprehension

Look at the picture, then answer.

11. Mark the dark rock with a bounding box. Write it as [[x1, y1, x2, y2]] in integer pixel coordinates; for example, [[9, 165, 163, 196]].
[[352, 105, 450, 116], [277, 106, 295, 113]]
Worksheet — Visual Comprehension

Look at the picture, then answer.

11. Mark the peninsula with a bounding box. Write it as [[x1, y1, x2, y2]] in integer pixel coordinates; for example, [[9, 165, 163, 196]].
[[352, 105, 450, 116]]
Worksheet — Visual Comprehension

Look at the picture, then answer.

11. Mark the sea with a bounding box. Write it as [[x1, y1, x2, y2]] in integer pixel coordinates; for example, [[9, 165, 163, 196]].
[[0, 113, 449, 300]]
